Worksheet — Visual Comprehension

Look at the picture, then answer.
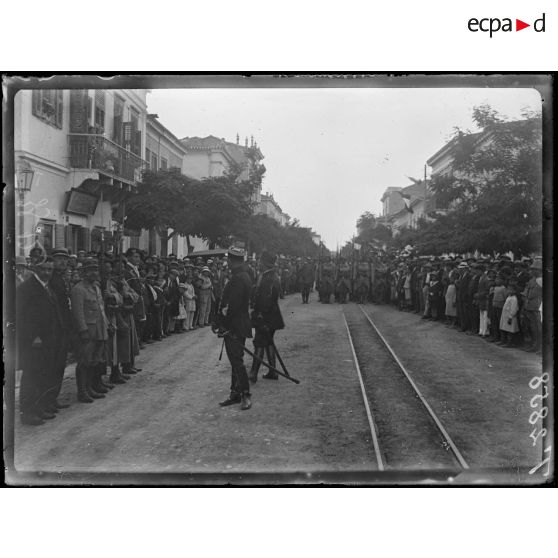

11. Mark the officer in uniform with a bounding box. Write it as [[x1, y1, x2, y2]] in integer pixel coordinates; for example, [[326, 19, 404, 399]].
[[218, 248, 253, 410], [71, 258, 109, 403], [249, 251, 285, 383]]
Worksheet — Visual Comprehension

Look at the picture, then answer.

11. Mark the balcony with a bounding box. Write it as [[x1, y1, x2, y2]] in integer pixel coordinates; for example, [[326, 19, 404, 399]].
[[69, 134, 146, 185]]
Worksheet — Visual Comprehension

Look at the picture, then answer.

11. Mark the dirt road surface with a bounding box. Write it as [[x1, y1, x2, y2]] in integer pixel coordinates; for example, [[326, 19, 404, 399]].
[[10, 294, 543, 483]]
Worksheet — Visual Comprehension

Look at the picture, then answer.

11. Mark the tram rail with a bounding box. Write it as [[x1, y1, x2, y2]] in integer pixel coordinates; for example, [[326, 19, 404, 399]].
[[343, 303, 470, 471]]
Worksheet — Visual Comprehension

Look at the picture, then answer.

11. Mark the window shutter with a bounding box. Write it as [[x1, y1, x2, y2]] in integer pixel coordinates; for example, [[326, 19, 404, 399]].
[[70, 90, 89, 133], [134, 130, 142, 155], [32, 90, 41, 116], [55, 90, 64, 128], [83, 227, 92, 251], [55, 224, 66, 248]]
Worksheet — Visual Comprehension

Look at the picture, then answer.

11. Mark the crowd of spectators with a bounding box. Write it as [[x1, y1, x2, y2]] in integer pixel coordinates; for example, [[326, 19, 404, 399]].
[[373, 254, 543, 354]]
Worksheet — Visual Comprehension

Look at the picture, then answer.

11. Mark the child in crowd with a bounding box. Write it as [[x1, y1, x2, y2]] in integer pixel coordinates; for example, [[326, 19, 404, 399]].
[[488, 274, 506, 342], [444, 276, 457, 327], [499, 283, 520, 347], [183, 275, 197, 331], [176, 283, 188, 332]]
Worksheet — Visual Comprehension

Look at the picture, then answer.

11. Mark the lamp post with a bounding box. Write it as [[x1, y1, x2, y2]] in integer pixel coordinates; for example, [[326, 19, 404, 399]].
[[15, 159, 35, 256]]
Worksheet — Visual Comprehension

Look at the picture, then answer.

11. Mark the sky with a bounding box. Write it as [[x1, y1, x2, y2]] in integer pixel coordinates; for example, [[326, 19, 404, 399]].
[[146, 87, 541, 249]]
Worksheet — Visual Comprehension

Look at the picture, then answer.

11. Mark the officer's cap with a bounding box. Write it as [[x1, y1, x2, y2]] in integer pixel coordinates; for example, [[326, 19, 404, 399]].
[[228, 247, 245, 261], [52, 247, 70, 258], [84, 257, 99, 270]]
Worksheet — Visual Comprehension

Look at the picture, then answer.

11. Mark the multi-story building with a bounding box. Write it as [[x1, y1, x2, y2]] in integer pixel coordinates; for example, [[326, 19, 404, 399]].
[[256, 192, 290, 226], [379, 180, 434, 234], [15, 88, 148, 255]]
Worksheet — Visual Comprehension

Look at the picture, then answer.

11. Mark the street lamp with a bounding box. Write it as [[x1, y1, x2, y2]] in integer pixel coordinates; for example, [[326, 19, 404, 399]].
[[15, 159, 35, 256]]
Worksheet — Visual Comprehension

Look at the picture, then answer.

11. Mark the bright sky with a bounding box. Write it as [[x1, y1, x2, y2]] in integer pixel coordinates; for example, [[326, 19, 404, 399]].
[[146, 87, 541, 249]]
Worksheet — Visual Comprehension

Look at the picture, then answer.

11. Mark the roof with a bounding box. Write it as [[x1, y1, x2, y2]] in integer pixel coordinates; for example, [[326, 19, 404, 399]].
[[180, 136, 263, 166], [189, 248, 229, 258]]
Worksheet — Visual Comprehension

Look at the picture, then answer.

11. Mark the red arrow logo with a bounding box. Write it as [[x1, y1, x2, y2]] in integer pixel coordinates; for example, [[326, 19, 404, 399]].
[[516, 19, 530, 31]]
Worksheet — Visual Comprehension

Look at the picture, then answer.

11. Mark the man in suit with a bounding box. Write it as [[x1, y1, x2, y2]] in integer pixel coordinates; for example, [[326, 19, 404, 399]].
[[218, 248, 253, 410], [16, 257, 64, 425], [46, 247, 73, 413], [249, 251, 284, 383], [71, 258, 109, 403]]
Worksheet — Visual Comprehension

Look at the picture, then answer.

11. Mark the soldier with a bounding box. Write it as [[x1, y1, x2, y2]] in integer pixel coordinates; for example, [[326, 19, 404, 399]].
[[16, 258, 64, 425], [218, 248, 253, 410], [320, 256, 335, 303], [46, 247, 73, 413], [335, 257, 351, 304], [71, 258, 109, 403], [299, 257, 315, 304], [249, 251, 285, 383], [124, 249, 147, 347]]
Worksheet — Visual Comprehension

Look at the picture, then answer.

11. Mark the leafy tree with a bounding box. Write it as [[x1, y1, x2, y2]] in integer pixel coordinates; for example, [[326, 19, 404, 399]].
[[355, 211, 392, 246], [427, 105, 542, 255]]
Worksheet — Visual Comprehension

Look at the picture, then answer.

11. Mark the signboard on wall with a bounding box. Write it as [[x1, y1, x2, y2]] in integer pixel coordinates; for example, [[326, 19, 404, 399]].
[[65, 188, 99, 215]]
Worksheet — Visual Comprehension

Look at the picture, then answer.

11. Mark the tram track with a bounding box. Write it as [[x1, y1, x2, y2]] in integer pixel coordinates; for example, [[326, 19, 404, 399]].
[[343, 303, 470, 472]]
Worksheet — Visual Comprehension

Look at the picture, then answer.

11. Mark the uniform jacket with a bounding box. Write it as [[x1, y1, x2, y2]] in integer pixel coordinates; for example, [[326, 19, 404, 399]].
[[522, 278, 542, 312], [253, 268, 285, 331], [476, 273, 491, 311], [299, 263, 315, 285], [16, 274, 64, 369], [71, 280, 109, 341], [221, 266, 253, 338]]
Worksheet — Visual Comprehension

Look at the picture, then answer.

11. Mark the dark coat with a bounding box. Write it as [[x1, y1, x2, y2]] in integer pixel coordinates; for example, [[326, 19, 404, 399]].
[[253, 269, 285, 331], [221, 267, 253, 338], [16, 275, 64, 370], [49, 270, 73, 332]]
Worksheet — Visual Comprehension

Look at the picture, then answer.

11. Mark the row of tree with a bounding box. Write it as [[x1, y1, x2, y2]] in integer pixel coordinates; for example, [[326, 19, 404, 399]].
[[353, 105, 543, 257], [124, 163, 320, 257]]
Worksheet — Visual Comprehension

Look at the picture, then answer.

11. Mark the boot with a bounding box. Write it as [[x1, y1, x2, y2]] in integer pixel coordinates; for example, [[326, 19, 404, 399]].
[[110, 365, 127, 384], [86, 367, 105, 399], [248, 347, 264, 384], [262, 346, 278, 380], [91, 365, 109, 394], [219, 391, 241, 407], [97, 363, 114, 390], [122, 363, 136, 376], [240, 392, 252, 411], [76, 365, 94, 403]]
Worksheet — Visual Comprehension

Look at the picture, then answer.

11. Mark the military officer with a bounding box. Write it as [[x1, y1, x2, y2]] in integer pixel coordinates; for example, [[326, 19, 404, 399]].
[[249, 251, 285, 383], [218, 247, 253, 410], [71, 258, 109, 403]]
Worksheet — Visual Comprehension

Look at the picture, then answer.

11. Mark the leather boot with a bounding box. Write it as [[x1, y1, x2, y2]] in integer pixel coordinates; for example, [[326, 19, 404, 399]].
[[92, 366, 109, 394], [76, 365, 94, 403], [219, 392, 241, 407], [110, 365, 127, 384], [262, 346, 278, 380], [240, 392, 252, 411], [249, 347, 264, 383], [86, 367, 105, 399], [122, 363, 136, 376], [98, 363, 114, 390]]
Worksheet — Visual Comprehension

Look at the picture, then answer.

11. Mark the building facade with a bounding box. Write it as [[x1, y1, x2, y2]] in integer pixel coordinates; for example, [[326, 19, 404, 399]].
[[15, 88, 148, 256], [255, 192, 290, 226]]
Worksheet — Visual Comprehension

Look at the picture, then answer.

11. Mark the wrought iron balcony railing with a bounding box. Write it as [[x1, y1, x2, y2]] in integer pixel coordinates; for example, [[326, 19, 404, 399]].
[[69, 134, 147, 184]]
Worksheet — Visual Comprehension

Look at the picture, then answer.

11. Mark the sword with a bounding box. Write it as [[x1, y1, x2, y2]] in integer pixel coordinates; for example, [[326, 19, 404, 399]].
[[221, 331, 300, 384], [271, 341, 291, 378]]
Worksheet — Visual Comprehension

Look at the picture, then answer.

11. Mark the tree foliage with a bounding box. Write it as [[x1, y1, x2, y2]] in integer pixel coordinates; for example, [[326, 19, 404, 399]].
[[355, 211, 393, 245], [421, 105, 543, 255]]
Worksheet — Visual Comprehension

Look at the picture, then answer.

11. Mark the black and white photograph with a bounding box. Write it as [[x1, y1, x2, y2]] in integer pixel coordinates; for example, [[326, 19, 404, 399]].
[[3, 74, 553, 486]]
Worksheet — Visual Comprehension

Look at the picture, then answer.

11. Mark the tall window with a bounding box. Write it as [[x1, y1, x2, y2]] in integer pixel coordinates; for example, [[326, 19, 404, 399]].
[[32, 90, 63, 128], [36, 221, 55, 252], [145, 148, 152, 169], [94, 90, 105, 132], [161, 157, 168, 170], [113, 95, 125, 144], [151, 153, 158, 170]]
